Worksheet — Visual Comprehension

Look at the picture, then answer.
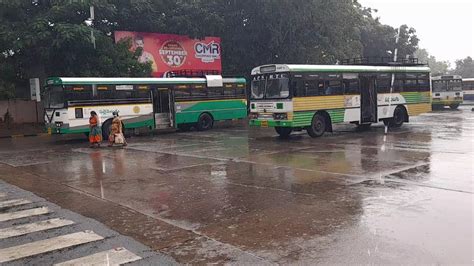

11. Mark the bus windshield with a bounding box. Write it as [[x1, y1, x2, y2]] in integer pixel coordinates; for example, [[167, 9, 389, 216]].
[[433, 81, 447, 92], [251, 73, 289, 99], [43, 86, 65, 108], [448, 80, 462, 91]]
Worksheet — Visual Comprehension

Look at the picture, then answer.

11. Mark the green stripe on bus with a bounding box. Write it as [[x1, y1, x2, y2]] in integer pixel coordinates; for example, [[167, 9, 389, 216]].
[[327, 109, 345, 123], [293, 109, 345, 127], [401, 92, 430, 104], [176, 99, 247, 124]]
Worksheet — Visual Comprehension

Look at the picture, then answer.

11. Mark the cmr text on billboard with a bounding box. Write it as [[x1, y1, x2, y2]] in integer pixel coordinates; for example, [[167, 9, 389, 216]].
[[114, 31, 222, 77]]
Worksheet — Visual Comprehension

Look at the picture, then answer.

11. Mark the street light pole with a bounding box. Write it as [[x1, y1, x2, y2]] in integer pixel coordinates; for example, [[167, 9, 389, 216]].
[[89, 5, 96, 49]]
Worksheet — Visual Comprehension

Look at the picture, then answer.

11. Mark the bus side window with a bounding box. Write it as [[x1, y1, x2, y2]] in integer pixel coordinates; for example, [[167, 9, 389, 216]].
[[224, 86, 236, 97], [235, 85, 246, 97], [376, 74, 391, 93], [394, 74, 404, 92], [404, 73, 418, 92], [96, 85, 113, 99], [292, 77, 305, 97], [65, 85, 93, 101], [417, 73, 430, 92], [305, 74, 323, 96], [342, 73, 359, 95], [191, 85, 207, 98], [134, 85, 151, 98], [174, 88, 191, 100], [325, 80, 343, 95], [208, 87, 223, 97]]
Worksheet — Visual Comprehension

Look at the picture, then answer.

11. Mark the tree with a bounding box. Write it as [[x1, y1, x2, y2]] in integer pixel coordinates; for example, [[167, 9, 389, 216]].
[[452, 57, 474, 78], [357, 3, 419, 60], [0, 0, 152, 97], [414, 49, 449, 76]]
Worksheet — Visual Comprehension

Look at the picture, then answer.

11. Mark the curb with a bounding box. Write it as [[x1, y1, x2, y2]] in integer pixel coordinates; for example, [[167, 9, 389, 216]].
[[0, 133, 49, 139]]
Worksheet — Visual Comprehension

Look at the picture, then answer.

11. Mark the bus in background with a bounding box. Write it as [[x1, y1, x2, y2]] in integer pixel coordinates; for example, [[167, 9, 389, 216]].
[[462, 78, 474, 101], [249, 63, 431, 138], [431, 75, 463, 109], [42, 76, 247, 138]]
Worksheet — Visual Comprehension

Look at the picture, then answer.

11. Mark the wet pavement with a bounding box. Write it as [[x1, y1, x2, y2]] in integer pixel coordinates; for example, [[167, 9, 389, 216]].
[[0, 106, 472, 264]]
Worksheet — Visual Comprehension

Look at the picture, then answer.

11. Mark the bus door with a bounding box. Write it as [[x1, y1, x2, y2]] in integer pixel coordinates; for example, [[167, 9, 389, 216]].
[[151, 87, 174, 129], [359, 75, 377, 123]]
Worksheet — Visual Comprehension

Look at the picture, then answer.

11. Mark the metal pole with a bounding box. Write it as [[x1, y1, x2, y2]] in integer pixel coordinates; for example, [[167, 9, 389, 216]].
[[90, 5, 96, 49], [385, 26, 402, 135]]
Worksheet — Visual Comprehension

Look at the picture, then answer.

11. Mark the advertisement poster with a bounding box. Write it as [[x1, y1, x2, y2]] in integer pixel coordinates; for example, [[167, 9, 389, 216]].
[[114, 31, 222, 77]]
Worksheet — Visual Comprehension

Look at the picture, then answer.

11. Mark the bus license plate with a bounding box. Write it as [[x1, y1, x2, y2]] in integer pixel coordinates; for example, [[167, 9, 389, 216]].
[[261, 120, 268, 127]]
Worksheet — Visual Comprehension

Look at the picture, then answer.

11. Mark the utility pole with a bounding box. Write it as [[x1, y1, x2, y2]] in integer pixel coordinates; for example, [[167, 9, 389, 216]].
[[385, 26, 402, 135], [89, 5, 96, 49]]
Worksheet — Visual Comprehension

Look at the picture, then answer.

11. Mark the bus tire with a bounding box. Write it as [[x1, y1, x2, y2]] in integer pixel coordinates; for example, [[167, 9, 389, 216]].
[[449, 103, 459, 110], [275, 127, 292, 138], [384, 106, 406, 128], [307, 113, 327, 138], [101, 119, 112, 140], [196, 113, 214, 131]]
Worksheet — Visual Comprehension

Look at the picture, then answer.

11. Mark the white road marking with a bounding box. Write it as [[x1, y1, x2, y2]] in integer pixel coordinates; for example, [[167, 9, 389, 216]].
[[0, 231, 104, 263], [55, 247, 142, 266], [0, 218, 75, 239], [0, 199, 31, 208], [0, 207, 50, 222]]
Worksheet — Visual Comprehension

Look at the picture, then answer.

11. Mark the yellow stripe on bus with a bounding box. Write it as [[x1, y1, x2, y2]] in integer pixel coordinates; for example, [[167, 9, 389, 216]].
[[293, 95, 345, 111], [407, 103, 432, 116]]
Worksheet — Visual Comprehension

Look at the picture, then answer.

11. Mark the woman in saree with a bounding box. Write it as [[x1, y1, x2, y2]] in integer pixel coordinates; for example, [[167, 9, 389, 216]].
[[89, 111, 102, 148], [108, 111, 127, 147]]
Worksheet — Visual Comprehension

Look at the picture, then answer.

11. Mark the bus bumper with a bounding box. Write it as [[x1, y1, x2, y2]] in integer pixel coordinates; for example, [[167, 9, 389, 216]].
[[249, 119, 293, 128], [45, 123, 70, 134]]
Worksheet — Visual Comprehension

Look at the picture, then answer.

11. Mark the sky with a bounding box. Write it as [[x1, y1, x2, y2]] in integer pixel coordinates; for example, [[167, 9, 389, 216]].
[[358, 0, 474, 66]]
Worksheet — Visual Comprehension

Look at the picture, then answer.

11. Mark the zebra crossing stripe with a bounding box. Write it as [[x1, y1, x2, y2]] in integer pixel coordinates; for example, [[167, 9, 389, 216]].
[[0, 207, 50, 222], [0, 218, 75, 239], [0, 231, 104, 263], [55, 247, 142, 266], [0, 199, 31, 209]]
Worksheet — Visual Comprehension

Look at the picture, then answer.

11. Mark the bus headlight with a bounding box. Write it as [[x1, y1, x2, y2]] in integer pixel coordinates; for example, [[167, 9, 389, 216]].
[[273, 113, 288, 120], [249, 113, 259, 119], [55, 122, 63, 128]]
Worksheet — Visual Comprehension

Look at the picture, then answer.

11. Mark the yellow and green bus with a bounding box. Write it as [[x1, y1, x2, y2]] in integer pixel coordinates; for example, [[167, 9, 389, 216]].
[[43, 76, 247, 137], [432, 75, 463, 109], [249, 64, 432, 137]]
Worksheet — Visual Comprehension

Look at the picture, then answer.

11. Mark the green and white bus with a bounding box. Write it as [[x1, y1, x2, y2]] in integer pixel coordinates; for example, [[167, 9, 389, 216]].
[[43, 76, 247, 137], [249, 64, 432, 137], [431, 75, 463, 109]]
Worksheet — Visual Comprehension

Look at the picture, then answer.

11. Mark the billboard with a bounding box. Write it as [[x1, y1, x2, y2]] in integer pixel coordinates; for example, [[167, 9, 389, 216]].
[[114, 31, 222, 77]]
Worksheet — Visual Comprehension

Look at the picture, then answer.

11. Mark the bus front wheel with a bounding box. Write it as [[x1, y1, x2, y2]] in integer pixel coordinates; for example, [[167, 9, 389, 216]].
[[307, 114, 326, 138], [449, 103, 459, 110], [275, 127, 292, 138], [102, 119, 112, 140], [196, 113, 214, 131], [384, 106, 406, 128]]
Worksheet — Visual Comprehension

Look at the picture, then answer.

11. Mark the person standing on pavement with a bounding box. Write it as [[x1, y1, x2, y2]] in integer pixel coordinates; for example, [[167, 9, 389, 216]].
[[108, 111, 127, 147], [89, 111, 102, 148]]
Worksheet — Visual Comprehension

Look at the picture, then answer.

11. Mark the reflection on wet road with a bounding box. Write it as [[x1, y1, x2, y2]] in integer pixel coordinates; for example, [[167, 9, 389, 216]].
[[0, 107, 472, 264]]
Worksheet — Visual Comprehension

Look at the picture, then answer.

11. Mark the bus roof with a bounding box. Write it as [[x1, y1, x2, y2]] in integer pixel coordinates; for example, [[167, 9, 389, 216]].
[[462, 78, 474, 82], [251, 64, 431, 75], [45, 76, 246, 86]]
